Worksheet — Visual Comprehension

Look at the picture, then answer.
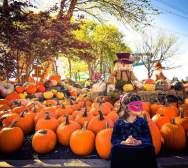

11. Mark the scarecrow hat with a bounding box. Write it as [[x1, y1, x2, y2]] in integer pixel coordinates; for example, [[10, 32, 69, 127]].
[[114, 53, 133, 64], [154, 61, 165, 70]]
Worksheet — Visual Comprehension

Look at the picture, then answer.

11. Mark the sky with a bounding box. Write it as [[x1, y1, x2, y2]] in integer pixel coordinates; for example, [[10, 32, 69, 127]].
[[33, 0, 188, 80]]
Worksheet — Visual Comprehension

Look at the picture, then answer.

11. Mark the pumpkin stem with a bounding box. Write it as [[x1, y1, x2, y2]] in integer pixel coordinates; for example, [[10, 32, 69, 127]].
[[65, 115, 69, 125], [20, 110, 28, 117], [98, 110, 104, 120], [38, 129, 47, 134], [171, 118, 176, 125], [9, 120, 18, 128], [61, 104, 65, 109], [83, 108, 88, 117], [105, 121, 110, 129], [179, 108, 184, 118], [82, 121, 88, 130], [45, 112, 51, 120]]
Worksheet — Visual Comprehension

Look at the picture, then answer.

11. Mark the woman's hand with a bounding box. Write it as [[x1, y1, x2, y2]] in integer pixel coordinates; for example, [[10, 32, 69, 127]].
[[121, 136, 142, 146]]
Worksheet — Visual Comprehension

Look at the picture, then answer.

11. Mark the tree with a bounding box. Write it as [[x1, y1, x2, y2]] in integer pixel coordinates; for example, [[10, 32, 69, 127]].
[[136, 33, 178, 78], [74, 20, 131, 79]]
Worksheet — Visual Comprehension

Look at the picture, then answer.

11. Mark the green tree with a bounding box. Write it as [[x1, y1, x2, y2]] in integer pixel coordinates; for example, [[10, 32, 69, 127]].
[[74, 20, 131, 78]]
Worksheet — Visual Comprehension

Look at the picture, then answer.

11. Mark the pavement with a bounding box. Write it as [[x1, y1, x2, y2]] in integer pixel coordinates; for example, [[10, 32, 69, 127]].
[[1, 156, 188, 168]]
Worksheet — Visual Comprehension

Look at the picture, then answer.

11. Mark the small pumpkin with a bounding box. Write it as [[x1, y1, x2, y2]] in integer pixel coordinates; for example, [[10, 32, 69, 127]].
[[75, 108, 93, 126], [160, 119, 186, 151], [26, 85, 37, 94], [32, 129, 56, 154], [95, 122, 113, 159], [35, 112, 59, 131], [15, 86, 25, 93], [123, 84, 134, 92], [70, 122, 95, 156], [56, 92, 64, 99], [43, 91, 54, 99], [49, 74, 61, 82], [0, 121, 24, 153], [56, 115, 81, 146], [152, 113, 170, 129]]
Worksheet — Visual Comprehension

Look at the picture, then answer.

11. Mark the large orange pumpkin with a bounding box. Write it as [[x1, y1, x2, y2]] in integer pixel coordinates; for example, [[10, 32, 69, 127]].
[[150, 103, 163, 116], [95, 122, 113, 159], [160, 120, 186, 151], [56, 116, 81, 146], [142, 102, 151, 113], [0, 121, 24, 153], [157, 105, 178, 120], [32, 129, 56, 154], [70, 122, 95, 156]]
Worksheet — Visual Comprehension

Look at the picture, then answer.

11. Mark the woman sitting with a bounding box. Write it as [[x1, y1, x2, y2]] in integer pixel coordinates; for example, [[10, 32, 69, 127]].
[[110, 93, 157, 168]]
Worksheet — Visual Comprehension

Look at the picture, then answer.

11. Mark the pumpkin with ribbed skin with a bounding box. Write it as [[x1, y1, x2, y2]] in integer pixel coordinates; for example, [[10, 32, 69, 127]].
[[151, 103, 163, 116], [35, 112, 59, 131], [146, 118, 162, 155], [0, 121, 24, 153], [95, 122, 112, 159], [160, 120, 186, 151], [157, 105, 178, 120], [88, 111, 114, 134], [107, 111, 119, 123], [174, 109, 188, 133], [15, 111, 34, 134], [56, 116, 81, 146], [152, 114, 170, 129], [142, 102, 151, 113], [32, 129, 56, 154], [70, 122, 95, 156], [1, 113, 20, 127]]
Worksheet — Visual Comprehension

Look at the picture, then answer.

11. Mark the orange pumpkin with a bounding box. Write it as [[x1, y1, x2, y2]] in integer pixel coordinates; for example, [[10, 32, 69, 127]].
[[142, 102, 151, 113], [5, 92, 20, 102], [49, 74, 61, 82], [75, 108, 93, 126], [150, 103, 163, 116], [11, 106, 26, 114], [35, 112, 59, 131], [37, 84, 45, 92], [56, 116, 81, 146], [26, 85, 37, 94], [0, 121, 24, 153], [0, 99, 9, 105], [157, 105, 178, 120], [160, 120, 186, 151], [15, 111, 34, 134], [88, 111, 114, 134], [152, 113, 170, 129], [70, 122, 95, 156], [95, 122, 113, 159], [32, 129, 56, 154], [174, 108, 188, 133], [106, 111, 119, 123], [1, 113, 20, 127]]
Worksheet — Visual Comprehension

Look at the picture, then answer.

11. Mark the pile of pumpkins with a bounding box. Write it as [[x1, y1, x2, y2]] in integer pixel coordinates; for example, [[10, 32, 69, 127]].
[[0, 74, 188, 160]]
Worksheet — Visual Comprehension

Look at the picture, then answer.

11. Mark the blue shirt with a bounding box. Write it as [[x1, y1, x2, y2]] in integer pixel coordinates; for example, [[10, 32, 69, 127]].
[[111, 117, 152, 146]]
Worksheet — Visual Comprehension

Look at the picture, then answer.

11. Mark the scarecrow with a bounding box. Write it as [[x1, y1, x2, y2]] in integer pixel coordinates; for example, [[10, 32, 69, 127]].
[[108, 53, 141, 91], [153, 61, 167, 81]]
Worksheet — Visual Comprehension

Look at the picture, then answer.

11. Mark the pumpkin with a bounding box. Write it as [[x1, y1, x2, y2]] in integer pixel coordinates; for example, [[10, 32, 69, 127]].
[[75, 108, 93, 126], [143, 84, 155, 91], [88, 110, 114, 134], [151, 103, 163, 116], [160, 120, 186, 151], [35, 112, 59, 131], [152, 113, 170, 129], [43, 91, 54, 99], [32, 129, 56, 154], [11, 106, 26, 114], [70, 122, 95, 156], [0, 99, 9, 105], [107, 111, 119, 123], [123, 84, 134, 92], [44, 99, 58, 106], [37, 84, 45, 92], [185, 98, 188, 105], [58, 115, 74, 124], [179, 104, 188, 117], [157, 105, 178, 120], [26, 85, 37, 94], [174, 108, 188, 133], [49, 74, 61, 82], [15, 86, 25, 93], [146, 118, 162, 155], [15, 111, 34, 134], [1, 113, 20, 127], [142, 102, 151, 113], [56, 115, 81, 146], [56, 92, 64, 99], [0, 121, 24, 153], [95, 122, 113, 159], [5, 92, 20, 102]]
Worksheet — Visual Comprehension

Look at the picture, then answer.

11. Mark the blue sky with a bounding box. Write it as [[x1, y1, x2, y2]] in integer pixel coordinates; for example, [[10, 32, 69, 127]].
[[34, 0, 188, 80]]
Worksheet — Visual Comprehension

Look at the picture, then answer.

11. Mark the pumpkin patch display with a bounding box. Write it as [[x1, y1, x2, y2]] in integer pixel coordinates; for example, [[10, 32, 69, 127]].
[[32, 129, 56, 154], [0, 121, 24, 153]]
